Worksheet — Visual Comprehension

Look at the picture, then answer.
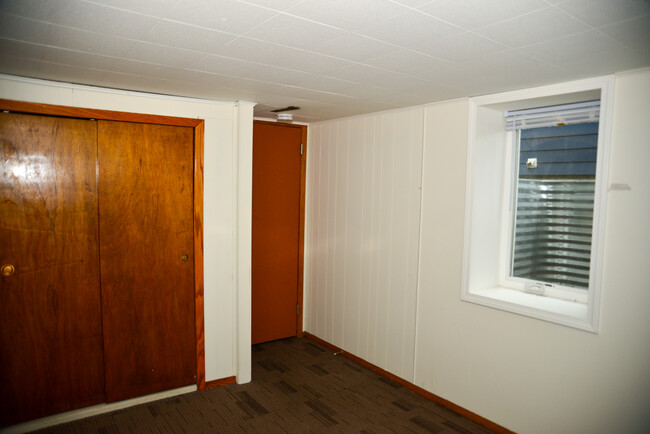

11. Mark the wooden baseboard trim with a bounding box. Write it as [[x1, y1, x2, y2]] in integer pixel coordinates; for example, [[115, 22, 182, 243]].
[[204, 376, 236, 390], [303, 332, 513, 434]]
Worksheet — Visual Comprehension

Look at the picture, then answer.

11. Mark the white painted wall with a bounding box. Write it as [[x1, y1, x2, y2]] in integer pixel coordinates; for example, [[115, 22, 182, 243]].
[[0, 75, 253, 384], [305, 107, 424, 380], [304, 69, 650, 433]]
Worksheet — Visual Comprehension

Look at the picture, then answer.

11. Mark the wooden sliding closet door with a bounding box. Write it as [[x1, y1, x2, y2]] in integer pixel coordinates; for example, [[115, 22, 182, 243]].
[[98, 121, 196, 402], [0, 113, 105, 426]]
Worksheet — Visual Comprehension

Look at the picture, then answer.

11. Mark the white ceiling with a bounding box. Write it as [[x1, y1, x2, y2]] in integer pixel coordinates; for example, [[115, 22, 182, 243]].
[[0, 0, 648, 122]]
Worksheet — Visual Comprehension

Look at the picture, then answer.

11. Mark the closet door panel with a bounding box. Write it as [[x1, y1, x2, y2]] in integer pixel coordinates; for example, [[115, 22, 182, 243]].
[[0, 113, 104, 426], [98, 121, 196, 402]]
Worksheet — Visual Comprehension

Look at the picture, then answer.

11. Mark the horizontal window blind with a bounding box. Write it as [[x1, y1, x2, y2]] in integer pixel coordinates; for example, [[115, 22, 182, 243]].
[[512, 180, 594, 289], [505, 100, 600, 130]]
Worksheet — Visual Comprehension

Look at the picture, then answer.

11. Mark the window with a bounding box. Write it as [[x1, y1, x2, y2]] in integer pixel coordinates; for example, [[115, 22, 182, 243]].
[[461, 77, 613, 332]]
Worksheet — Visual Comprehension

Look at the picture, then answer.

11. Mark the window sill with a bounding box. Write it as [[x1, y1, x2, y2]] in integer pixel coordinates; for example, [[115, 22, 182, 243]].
[[462, 287, 595, 332]]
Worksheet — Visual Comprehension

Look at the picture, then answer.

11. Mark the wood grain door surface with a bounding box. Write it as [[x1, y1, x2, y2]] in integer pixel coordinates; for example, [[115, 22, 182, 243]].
[[0, 113, 105, 426], [0, 113, 197, 425], [98, 121, 196, 402], [252, 122, 302, 345]]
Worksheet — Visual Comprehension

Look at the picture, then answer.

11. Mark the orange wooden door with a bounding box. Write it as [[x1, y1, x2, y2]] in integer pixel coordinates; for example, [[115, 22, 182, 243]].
[[252, 122, 303, 345], [0, 113, 105, 427], [98, 121, 196, 402]]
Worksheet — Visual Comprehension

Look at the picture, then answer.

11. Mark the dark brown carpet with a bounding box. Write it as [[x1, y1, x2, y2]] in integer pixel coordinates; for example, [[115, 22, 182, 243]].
[[35, 338, 493, 433]]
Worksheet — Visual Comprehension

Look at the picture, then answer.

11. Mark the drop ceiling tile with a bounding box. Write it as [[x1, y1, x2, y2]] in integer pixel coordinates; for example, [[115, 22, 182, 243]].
[[325, 64, 430, 94], [293, 75, 358, 93], [192, 54, 310, 85], [404, 66, 463, 86], [244, 13, 346, 50], [225, 83, 302, 103], [167, 0, 277, 34], [284, 0, 406, 31], [36, 60, 110, 85], [338, 84, 423, 104], [215, 37, 356, 76], [99, 71, 178, 94], [557, 47, 645, 76], [418, 0, 548, 30], [48, 25, 136, 58], [1, 0, 648, 122], [318, 100, 397, 117], [237, 0, 305, 12], [164, 68, 243, 88], [81, 0, 182, 16], [477, 7, 591, 49], [44, 1, 160, 40], [455, 51, 570, 90], [523, 30, 621, 63], [164, 78, 246, 101], [309, 33, 399, 62], [0, 0, 59, 21], [505, 65, 570, 89], [418, 32, 507, 63], [0, 56, 45, 77], [0, 39, 49, 62], [417, 83, 466, 102], [390, 0, 435, 7], [214, 37, 319, 71], [553, 0, 650, 27], [367, 91, 428, 108], [141, 19, 237, 54], [124, 41, 206, 69], [322, 62, 400, 86], [457, 49, 543, 74], [599, 16, 650, 54], [259, 84, 357, 105], [364, 49, 450, 75], [523, 29, 648, 73], [43, 46, 121, 71], [357, 9, 463, 48], [111, 58, 188, 79], [278, 51, 355, 76], [0, 13, 54, 44]]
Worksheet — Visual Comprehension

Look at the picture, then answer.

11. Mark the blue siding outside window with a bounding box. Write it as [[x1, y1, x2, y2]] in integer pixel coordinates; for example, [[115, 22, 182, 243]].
[[519, 122, 598, 178]]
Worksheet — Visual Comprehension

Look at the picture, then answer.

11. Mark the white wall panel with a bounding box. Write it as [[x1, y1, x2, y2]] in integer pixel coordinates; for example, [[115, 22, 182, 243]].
[[305, 69, 650, 433], [415, 71, 650, 433], [305, 107, 424, 380]]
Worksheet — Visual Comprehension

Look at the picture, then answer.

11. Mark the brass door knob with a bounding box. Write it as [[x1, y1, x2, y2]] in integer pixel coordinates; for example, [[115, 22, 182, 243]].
[[1, 264, 15, 277], [180, 254, 189, 263]]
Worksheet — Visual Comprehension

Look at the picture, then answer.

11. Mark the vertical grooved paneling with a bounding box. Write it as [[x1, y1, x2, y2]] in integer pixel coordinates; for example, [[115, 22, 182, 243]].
[[344, 119, 363, 354], [375, 113, 394, 369], [315, 125, 325, 338], [315, 125, 324, 337], [306, 126, 316, 335], [403, 110, 424, 379], [325, 124, 335, 342], [387, 112, 407, 374], [370, 114, 384, 365], [357, 117, 373, 360], [305, 108, 424, 381], [333, 121, 348, 347], [311, 126, 322, 336]]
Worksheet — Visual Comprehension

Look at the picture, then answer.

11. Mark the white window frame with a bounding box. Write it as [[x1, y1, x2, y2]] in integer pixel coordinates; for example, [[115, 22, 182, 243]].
[[461, 76, 614, 333]]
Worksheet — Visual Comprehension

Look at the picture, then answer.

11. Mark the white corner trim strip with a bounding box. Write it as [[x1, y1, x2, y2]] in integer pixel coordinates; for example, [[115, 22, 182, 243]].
[[2, 385, 197, 434]]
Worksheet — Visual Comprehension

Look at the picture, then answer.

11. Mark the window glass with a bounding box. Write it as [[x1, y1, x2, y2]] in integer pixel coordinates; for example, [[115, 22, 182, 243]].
[[511, 122, 599, 290]]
